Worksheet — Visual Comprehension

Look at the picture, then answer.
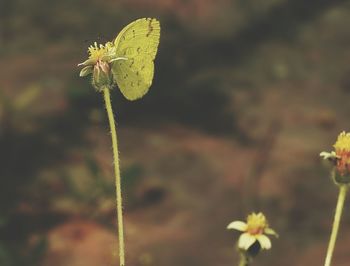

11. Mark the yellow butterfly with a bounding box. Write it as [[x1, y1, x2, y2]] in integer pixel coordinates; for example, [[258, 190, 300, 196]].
[[112, 18, 161, 100]]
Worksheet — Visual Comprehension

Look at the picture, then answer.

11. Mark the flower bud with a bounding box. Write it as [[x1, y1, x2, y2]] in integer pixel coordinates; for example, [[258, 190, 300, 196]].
[[92, 60, 113, 91]]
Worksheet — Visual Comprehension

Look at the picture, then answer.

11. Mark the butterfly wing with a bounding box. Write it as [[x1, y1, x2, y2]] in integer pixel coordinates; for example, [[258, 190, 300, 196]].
[[112, 18, 160, 100]]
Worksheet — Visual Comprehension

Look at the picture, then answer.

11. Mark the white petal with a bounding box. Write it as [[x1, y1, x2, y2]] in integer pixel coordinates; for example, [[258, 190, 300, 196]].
[[256, 234, 272, 249], [320, 151, 338, 160], [238, 233, 257, 250], [264, 228, 278, 237], [227, 221, 248, 231]]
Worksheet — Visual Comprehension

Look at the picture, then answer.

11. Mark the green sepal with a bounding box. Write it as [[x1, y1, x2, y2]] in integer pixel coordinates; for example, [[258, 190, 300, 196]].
[[79, 66, 93, 77], [92, 63, 113, 92], [246, 241, 261, 258], [332, 169, 350, 186]]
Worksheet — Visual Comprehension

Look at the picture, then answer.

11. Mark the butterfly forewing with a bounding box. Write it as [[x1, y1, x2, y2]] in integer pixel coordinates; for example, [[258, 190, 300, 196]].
[[112, 18, 160, 100]]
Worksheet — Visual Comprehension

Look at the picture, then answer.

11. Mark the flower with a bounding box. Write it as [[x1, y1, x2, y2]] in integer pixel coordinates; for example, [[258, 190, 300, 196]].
[[78, 41, 126, 91], [79, 42, 114, 74], [333, 131, 350, 175], [320, 131, 350, 183], [227, 212, 278, 251]]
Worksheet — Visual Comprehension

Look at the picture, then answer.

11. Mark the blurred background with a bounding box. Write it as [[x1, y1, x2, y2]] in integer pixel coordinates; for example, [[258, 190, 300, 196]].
[[1, 0, 350, 265]]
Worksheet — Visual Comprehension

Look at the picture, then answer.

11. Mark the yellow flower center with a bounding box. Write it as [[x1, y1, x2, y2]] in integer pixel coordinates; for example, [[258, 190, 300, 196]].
[[334, 131, 350, 152], [88, 42, 114, 62], [246, 212, 268, 235], [333, 131, 350, 175]]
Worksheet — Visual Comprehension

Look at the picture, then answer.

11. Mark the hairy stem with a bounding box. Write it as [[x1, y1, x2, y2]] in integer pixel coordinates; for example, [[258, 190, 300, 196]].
[[324, 185, 348, 266], [238, 251, 250, 266], [103, 87, 125, 266]]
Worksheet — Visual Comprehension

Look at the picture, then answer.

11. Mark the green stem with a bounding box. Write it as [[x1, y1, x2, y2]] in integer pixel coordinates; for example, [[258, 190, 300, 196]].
[[324, 185, 348, 266], [103, 87, 125, 266], [238, 251, 250, 266]]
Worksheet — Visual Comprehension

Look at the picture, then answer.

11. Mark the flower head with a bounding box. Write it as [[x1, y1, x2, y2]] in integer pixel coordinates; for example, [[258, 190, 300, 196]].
[[79, 42, 115, 68], [333, 131, 350, 175], [227, 212, 278, 251], [320, 131, 350, 184], [78, 41, 122, 91]]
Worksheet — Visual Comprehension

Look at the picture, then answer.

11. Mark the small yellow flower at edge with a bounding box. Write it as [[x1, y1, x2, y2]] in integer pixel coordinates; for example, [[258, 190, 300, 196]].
[[227, 212, 278, 251], [320, 131, 350, 184]]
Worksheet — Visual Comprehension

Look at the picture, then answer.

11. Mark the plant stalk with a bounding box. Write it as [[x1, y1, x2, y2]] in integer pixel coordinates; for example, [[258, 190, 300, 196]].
[[103, 87, 125, 266], [238, 251, 250, 266], [324, 185, 348, 266]]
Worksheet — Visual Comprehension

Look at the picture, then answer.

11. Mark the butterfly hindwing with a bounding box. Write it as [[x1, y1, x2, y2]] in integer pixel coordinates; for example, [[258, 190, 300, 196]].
[[113, 55, 154, 100], [112, 18, 160, 100]]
